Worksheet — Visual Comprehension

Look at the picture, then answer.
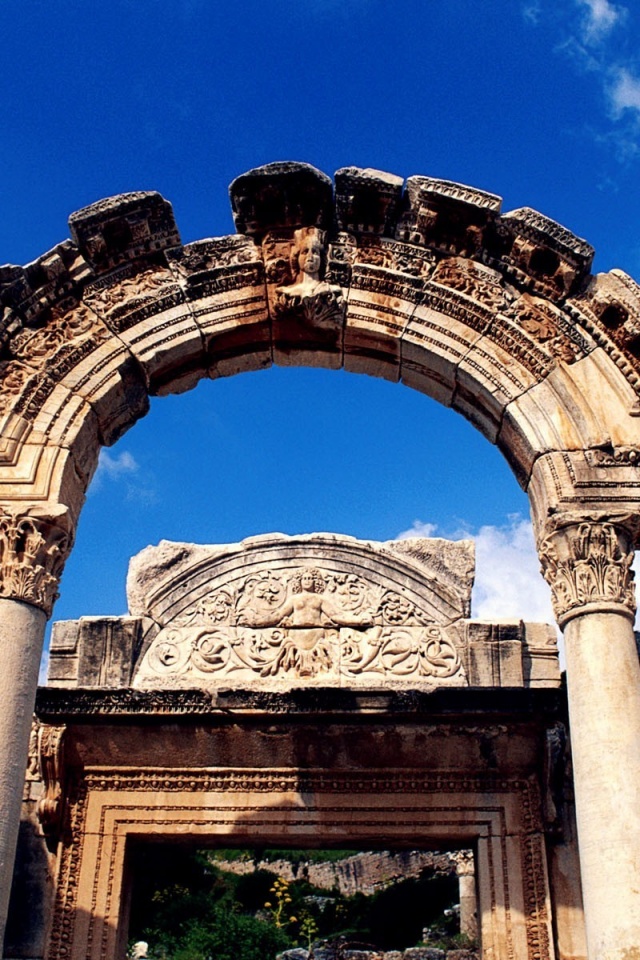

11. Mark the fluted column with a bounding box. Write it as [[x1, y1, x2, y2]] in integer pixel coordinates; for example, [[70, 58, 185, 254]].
[[539, 517, 640, 960], [0, 507, 71, 949]]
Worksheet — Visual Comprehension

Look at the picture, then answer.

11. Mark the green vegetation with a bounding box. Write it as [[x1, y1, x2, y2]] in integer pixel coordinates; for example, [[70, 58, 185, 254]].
[[128, 847, 464, 960]]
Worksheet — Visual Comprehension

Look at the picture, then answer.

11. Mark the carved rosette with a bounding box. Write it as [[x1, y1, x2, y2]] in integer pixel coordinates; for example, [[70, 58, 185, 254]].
[[538, 519, 636, 626], [0, 509, 72, 615]]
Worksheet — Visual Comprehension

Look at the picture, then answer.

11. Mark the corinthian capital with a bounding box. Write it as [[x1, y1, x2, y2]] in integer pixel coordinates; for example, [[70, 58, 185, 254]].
[[0, 506, 73, 616], [538, 516, 637, 627]]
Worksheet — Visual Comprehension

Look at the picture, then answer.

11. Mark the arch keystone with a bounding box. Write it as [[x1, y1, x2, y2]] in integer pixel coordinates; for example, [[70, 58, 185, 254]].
[[229, 161, 334, 241]]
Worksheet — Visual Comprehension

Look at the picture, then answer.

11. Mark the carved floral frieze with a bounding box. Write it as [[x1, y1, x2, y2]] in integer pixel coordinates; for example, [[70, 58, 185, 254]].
[[135, 565, 464, 687], [539, 520, 636, 624]]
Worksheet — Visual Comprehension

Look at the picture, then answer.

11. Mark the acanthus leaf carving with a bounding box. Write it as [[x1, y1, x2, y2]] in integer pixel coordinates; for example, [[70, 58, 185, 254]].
[[538, 519, 636, 625], [0, 508, 73, 614]]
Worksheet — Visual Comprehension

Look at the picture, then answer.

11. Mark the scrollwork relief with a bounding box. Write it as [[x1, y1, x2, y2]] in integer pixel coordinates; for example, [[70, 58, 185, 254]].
[[431, 257, 506, 311], [539, 519, 636, 624], [506, 293, 590, 363], [136, 565, 464, 686], [0, 302, 107, 417]]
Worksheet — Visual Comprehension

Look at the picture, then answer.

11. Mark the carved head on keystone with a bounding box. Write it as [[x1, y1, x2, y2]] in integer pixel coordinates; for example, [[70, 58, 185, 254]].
[[291, 227, 325, 284]]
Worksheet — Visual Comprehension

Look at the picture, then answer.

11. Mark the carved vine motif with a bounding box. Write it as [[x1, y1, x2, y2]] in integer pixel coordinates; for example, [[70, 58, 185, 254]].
[[539, 521, 636, 624], [0, 510, 71, 614], [138, 566, 464, 685], [84, 265, 182, 331], [431, 257, 506, 311]]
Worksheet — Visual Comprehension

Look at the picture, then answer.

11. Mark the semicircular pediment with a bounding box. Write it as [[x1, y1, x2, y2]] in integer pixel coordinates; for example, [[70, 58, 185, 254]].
[[129, 532, 474, 690]]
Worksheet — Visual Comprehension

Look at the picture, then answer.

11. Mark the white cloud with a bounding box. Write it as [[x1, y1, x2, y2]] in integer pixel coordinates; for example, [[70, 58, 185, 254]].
[[398, 520, 439, 539], [610, 67, 640, 115], [468, 518, 554, 622], [577, 0, 624, 43], [398, 515, 554, 624], [94, 449, 139, 483], [89, 449, 157, 504]]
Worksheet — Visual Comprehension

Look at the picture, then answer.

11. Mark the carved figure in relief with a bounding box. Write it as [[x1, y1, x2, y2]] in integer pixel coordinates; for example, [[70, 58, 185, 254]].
[[240, 567, 340, 676], [274, 227, 344, 325]]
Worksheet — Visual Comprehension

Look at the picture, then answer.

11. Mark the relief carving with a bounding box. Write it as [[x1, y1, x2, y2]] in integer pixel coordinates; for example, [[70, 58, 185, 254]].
[[0, 302, 107, 417], [539, 519, 636, 624], [585, 442, 640, 467], [83, 264, 182, 332], [137, 565, 464, 686], [265, 227, 344, 330], [431, 257, 506, 310], [507, 293, 590, 363], [36, 724, 66, 847], [0, 509, 72, 614]]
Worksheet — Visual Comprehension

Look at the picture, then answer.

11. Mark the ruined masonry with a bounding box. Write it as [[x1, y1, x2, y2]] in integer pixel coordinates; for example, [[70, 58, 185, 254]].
[[2, 161, 640, 960]]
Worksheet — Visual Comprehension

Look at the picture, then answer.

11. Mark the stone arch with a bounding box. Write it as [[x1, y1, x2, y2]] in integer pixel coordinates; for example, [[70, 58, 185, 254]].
[[3, 164, 640, 608], [3, 161, 640, 956]]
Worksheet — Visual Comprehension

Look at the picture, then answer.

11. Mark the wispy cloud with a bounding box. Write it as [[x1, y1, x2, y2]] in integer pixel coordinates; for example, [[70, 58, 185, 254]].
[[610, 67, 640, 114], [90, 450, 158, 505], [524, 0, 640, 158], [94, 450, 139, 483], [576, 0, 624, 44], [398, 515, 554, 625]]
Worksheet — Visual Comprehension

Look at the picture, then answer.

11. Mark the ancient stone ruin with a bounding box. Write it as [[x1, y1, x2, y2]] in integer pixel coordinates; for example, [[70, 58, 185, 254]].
[[3, 161, 640, 960]]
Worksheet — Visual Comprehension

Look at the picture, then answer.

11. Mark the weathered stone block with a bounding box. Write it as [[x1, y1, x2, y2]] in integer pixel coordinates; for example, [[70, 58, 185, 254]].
[[229, 162, 333, 241], [69, 192, 181, 272], [335, 167, 404, 236], [397, 177, 501, 257]]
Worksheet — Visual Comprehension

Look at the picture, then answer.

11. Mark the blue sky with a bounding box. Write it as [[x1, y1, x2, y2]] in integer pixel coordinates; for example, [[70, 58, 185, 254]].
[[2, 0, 640, 655]]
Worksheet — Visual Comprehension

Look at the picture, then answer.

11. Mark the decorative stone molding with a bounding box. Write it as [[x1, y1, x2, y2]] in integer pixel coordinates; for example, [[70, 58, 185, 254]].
[[538, 517, 637, 626], [0, 507, 72, 614], [2, 161, 640, 520], [35, 723, 65, 847], [453, 849, 475, 877]]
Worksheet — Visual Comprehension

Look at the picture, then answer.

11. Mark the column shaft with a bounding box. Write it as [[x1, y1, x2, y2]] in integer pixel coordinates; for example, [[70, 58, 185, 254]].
[[564, 609, 640, 959], [0, 598, 46, 950]]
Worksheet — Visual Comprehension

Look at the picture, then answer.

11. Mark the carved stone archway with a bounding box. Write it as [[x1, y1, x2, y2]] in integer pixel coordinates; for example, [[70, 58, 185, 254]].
[[2, 162, 640, 959]]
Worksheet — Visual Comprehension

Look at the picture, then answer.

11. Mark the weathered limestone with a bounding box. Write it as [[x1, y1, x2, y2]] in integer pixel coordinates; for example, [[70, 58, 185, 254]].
[[538, 519, 640, 959], [562, 609, 640, 958], [31, 686, 562, 960], [0, 599, 46, 943], [3, 161, 640, 957], [46, 533, 561, 695]]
